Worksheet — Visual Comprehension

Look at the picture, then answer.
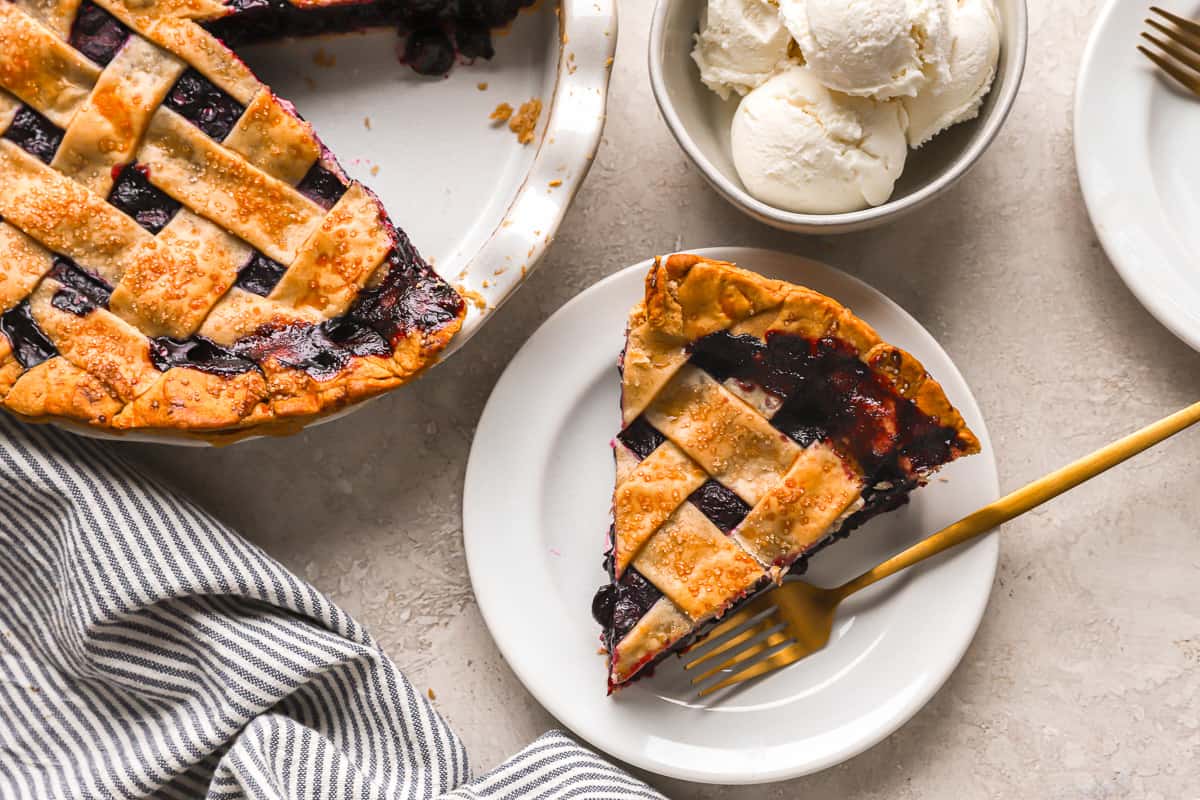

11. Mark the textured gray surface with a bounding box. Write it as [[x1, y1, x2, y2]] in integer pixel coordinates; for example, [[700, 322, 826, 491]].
[[124, 1, 1200, 795]]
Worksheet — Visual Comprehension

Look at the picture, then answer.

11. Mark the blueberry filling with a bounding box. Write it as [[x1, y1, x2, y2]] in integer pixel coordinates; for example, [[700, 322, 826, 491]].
[[231, 317, 390, 380], [347, 238, 464, 344], [164, 69, 245, 142], [616, 415, 666, 459], [591, 563, 663, 654], [210, 240, 461, 382], [149, 336, 258, 376], [0, 302, 57, 369], [69, 1, 132, 66], [691, 330, 967, 473], [107, 164, 181, 234], [404, 29, 456, 75], [688, 480, 751, 533], [48, 257, 113, 317], [295, 162, 348, 210], [3, 107, 65, 165], [205, 0, 536, 76], [235, 253, 288, 296]]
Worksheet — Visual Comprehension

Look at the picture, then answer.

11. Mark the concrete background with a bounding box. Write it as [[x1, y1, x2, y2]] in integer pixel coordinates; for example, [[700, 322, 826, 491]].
[[126, 2, 1200, 796]]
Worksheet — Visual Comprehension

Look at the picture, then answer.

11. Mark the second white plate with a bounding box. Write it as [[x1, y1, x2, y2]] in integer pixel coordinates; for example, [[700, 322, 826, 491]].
[[1076, 0, 1200, 352], [463, 247, 999, 784]]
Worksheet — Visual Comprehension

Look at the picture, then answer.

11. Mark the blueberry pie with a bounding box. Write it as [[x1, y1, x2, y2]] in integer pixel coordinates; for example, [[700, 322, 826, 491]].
[[0, 0, 534, 438], [592, 255, 981, 691]]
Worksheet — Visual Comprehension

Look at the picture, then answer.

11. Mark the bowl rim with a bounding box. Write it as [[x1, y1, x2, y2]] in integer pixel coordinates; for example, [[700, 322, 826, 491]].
[[647, 0, 1029, 233]]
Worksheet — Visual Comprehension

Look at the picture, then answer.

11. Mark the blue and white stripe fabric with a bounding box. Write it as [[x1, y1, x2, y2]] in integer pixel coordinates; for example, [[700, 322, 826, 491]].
[[0, 416, 663, 800]]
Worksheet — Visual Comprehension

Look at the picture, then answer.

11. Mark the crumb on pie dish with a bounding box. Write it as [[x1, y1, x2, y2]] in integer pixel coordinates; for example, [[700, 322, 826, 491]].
[[0, 0, 537, 440], [591, 254, 981, 692]]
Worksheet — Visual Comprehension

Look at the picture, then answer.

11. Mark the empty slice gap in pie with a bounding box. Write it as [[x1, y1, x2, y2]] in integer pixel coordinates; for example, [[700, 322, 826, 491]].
[[591, 254, 982, 692], [0, 0, 535, 439]]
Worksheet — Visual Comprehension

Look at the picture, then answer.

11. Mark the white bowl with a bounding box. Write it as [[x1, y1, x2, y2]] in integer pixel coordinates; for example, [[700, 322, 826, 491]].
[[648, 0, 1028, 234]]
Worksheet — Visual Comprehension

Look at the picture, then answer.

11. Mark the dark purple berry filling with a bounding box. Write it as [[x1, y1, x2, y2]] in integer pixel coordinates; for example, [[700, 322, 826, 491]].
[[164, 69, 246, 142], [591, 563, 664, 655], [107, 164, 182, 234], [404, 29, 456, 75], [688, 480, 751, 533], [295, 161, 348, 209], [181, 241, 462, 382], [149, 336, 259, 376], [3, 107, 65, 165], [0, 302, 57, 369], [235, 253, 288, 296], [691, 330, 966, 473], [231, 317, 390, 381], [348, 239, 464, 344], [48, 257, 112, 317], [616, 415, 666, 459], [206, 0, 535, 76], [69, 1, 132, 66]]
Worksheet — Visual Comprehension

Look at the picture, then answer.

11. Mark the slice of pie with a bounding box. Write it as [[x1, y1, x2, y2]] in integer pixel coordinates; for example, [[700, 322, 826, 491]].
[[0, 0, 532, 439], [591, 254, 982, 691]]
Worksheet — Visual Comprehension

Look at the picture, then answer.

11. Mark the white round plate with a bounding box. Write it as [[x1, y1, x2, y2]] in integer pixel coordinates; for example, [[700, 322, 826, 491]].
[[66, 1, 616, 445], [1076, 0, 1200, 352], [463, 247, 999, 784]]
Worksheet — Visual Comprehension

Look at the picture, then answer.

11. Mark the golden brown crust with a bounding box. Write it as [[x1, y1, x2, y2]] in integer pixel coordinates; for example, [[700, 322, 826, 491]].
[[612, 441, 707, 576], [0, 7, 99, 127], [114, 368, 269, 430], [268, 184, 395, 317], [644, 366, 801, 506], [49, 37, 185, 196], [733, 442, 864, 567], [223, 90, 321, 185], [137, 108, 324, 264], [610, 598, 692, 686], [631, 502, 765, 622], [5, 357, 125, 426], [0, 222, 54, 313]]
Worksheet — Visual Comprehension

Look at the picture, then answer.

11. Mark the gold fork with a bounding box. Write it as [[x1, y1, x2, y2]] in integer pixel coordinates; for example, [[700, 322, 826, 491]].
[[1139, 6, 1200, 95], [685, 400, 1200, 698]]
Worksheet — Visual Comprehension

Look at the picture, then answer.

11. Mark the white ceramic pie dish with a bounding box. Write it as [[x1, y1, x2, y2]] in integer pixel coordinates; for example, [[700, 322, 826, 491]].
[[648, 0, 1028, 234], [58, 0, 617, 445], [464, 247, 1000, 784], [1076, 0, 1200, 353]]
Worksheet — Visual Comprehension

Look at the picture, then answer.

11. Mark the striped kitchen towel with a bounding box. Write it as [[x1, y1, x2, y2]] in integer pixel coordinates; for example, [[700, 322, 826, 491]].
[[0, 416, 663, 800]]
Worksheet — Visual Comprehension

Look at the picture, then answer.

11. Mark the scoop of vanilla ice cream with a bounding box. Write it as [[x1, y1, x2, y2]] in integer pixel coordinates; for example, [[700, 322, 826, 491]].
[[778, 0, 950, 100], [691, 0, 794, 100], [903, 0, 1001, 147], [731, 65, 908, 213]]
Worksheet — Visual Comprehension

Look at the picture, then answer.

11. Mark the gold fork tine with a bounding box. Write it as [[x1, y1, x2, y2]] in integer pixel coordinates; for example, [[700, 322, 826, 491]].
[[1139, 44, 1200, 94], [1146, 16, 1200, 56], [683, 614, 782, 671], [1150, 5, 1200, 37], [697, 641, 811, 697], [684, 400, 1200, 700], [1143, 26, 1200, 72], [690, 629, 793, 685], [697, 595, 772, 643]]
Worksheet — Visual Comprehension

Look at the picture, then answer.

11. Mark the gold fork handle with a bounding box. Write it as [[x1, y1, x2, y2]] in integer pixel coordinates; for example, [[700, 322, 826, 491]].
[[834, 400, 1200, 601]]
